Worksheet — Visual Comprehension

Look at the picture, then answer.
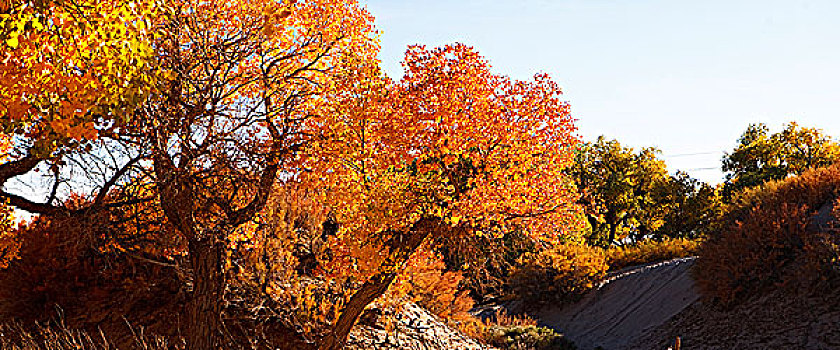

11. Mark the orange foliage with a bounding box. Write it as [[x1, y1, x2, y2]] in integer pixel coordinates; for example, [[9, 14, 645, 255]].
[[0, 134, 18, 268], [696, 164, 840, 306], [2, 1, 584, 347], [296, 43, 582, 347], [510, 242, 608, 306], [0, 134, 9, 158], [227, 186, 335, 335], [0, 221, 20, 270], [0, 213, 183, 337], [393, 249, 474, 320], [301, 43, 582, 245], [1, 0, 159, 154], [606, 238, 700, 271], [230, 187, 477, 338]]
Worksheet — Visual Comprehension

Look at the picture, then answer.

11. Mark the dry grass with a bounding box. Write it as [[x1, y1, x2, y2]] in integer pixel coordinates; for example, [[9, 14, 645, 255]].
[[696, 164, 840, 306], [0, 321, 178, 350], [452, 309, 574, 350]]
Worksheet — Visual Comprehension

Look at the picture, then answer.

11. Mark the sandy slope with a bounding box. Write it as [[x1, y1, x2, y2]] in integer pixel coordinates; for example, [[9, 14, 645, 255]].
[[535, 257, 699, 350], [629, 287, 840, 350], [533, 255, 840, 350]]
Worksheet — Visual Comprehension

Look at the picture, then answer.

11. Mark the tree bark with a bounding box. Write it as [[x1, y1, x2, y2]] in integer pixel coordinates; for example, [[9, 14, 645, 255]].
[[187, 237, 225, 350], [0, 154, 44, 186], [608, 221, 618, 245], [319, 218, 439, 350]]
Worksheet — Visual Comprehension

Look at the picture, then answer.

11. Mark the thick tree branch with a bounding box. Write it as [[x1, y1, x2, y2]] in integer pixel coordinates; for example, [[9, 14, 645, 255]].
[[320, 217, 442, 350], [0, 154, 46, 187], [0, 191, 70, 216]]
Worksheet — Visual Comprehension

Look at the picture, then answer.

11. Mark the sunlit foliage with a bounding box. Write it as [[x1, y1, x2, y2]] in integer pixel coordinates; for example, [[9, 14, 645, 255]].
[[301, 43, 582, 348], [723, 122, 840, 199], [697, 164, 840, 306]]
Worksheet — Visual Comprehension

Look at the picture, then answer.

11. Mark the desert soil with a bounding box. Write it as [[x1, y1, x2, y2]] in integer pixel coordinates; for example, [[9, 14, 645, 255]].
[[535, 257, 699, 350], [629, 287, 840, 350], [532, 256, 840, 350]]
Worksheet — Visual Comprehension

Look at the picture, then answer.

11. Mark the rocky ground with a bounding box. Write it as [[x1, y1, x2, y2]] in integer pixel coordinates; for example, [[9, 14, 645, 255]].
[[347, 302, 494, 350]]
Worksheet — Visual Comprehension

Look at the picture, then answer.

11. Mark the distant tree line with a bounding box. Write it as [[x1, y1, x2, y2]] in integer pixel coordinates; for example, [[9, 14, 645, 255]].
[[572, 122, 840, 247]]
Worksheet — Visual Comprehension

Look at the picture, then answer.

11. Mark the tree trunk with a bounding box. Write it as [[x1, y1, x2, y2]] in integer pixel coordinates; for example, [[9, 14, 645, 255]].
[[187, 237, 225, 350], [320, 218, 438, 350]]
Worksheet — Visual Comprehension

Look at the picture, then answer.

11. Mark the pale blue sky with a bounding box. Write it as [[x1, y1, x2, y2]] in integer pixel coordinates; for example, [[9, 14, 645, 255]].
[[361, 0, 840, 184]]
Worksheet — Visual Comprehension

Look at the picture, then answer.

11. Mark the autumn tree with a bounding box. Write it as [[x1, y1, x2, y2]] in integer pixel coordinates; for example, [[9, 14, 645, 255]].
[[722, 122, 840, 199], [2, 0, 378, 348], [301, 43, 582, 350], [134, 0, 378, 348], [0, 0, 163, 286], [572, 137, 723, 245], [652, 171, 721, 240], [571, 137, 670, 246]]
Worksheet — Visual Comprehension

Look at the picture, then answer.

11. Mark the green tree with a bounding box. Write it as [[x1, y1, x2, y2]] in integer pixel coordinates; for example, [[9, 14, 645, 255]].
[[653, 172, 722, 240], [571, 137, 670, 246], [722, 122, 840, 199]]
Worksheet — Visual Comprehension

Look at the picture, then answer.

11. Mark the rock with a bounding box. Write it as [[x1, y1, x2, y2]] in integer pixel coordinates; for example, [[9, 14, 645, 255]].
[[347, 302, 495, 350]]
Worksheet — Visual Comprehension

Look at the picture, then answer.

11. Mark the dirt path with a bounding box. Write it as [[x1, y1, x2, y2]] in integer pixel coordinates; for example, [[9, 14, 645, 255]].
[[535, 257, 699, 350]]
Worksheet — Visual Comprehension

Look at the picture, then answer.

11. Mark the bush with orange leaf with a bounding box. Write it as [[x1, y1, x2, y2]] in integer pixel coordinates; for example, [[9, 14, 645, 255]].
[[0, 212, 185, 347], [0, 134, 18, 269], [696, 164, 840, 306], [395, 250, 474, 320], [605, 237, 700, 271], [0, 186, 192, 347], [394, 249, 576, 350], [509, 242, 608, 306]]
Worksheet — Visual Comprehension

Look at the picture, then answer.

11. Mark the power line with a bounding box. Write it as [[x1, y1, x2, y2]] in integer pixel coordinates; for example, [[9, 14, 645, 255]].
[[663, 151, 720, 158], [682, 167, 720, 171]]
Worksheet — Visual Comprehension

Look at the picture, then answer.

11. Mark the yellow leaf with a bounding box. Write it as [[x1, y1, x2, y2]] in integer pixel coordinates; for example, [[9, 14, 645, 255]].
[[6, 36, 19, 49]]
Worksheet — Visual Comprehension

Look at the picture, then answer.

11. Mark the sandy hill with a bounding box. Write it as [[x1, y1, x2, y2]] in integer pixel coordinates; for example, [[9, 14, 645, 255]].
[[530, 256, 840, 350], [534, 257, 698, 350]]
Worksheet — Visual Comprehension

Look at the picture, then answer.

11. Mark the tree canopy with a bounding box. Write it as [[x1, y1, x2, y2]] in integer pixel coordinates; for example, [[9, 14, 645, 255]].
[[301, 43, 582, 349], [722, 122, 840, 199], [0, 2, 584, 348], [571, 137, 721, 246], [571, 137, 668, 245]]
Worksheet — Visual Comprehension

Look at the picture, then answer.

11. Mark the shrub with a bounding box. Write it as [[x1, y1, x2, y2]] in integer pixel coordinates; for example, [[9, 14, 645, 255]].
[[0, 204, 19, 270], [509, 243, 608, 306], [695, 164, 840, 306], [484, 325, 576, 350], [434, 229, 540, 303], [605, 238, 701, 271], [483, 310, 575, 350], [457, 309, 575, 350], [401, 252, 475, 320], [0, 227, 21, 270], [0, 214, 186, 348]]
